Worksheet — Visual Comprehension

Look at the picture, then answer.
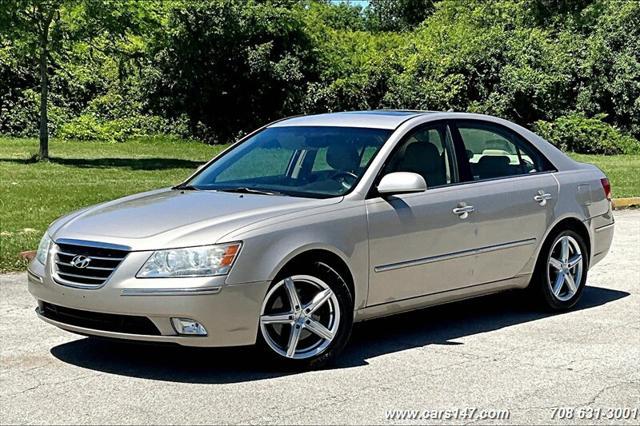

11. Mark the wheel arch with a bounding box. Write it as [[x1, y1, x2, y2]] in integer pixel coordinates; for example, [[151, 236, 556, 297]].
[[538, 215, 592, 266], [271, 246, 358, 311]]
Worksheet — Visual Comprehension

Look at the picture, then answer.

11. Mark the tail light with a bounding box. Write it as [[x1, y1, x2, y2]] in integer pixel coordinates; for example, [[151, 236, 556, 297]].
[[600, 178, 612, 201]]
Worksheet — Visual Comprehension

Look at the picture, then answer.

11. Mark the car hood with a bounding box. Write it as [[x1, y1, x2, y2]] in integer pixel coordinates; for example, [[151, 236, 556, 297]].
[[50, 188, 342, 251]]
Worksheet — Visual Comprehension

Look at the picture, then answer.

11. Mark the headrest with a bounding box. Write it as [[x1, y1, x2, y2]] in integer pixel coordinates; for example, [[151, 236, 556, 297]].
[[326, 144, 359, 172], [403, 142, 441, 172], [477, 155, 510, 168]]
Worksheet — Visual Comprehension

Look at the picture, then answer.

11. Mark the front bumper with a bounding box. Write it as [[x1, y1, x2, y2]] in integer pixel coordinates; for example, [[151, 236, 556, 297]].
[[27, 255, 270, 347]]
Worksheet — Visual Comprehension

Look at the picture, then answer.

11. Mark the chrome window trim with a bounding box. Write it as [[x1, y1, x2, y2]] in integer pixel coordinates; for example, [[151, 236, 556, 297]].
[[374, 238, 537, 273]]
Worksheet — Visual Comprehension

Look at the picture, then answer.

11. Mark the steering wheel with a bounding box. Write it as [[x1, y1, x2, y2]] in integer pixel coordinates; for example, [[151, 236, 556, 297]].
[[330, 171, 358, 189]]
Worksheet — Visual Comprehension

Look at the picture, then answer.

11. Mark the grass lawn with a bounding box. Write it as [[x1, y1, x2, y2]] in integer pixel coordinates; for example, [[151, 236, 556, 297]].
[[568, 153, 640, 199], [0, 136, 224, 272], [1, 137, 638, 272]]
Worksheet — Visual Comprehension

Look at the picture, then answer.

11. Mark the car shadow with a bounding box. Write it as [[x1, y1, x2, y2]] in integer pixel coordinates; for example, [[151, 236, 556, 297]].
[[50, 285, 628, 384], [0, 157, 203, 170]]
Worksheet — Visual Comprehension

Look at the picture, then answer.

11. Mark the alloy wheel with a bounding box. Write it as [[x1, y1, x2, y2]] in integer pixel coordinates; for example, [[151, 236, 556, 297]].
[[260, 275, 341, 360], [547, 235, 584, 302]]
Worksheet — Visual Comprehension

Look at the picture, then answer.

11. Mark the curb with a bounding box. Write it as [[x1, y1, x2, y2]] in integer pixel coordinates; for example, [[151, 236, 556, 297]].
[[613, 197, 640, 210]]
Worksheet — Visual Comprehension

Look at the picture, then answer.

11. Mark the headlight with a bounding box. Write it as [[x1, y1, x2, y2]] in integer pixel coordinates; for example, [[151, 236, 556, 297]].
[[136, 243, 241, 278], [35, 233, 52, 265]]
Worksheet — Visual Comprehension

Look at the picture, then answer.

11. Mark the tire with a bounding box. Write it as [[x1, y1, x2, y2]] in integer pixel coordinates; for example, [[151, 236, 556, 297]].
[[531, 229, 589, 311], [257, 260, 353, 370]]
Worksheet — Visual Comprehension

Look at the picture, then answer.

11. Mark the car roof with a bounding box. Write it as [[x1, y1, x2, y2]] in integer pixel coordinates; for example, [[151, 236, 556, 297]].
[[269, 110, 434, 130]]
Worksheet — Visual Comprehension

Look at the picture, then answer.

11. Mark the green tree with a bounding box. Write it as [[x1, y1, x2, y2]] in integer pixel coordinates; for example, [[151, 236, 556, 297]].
[[366, 0, 438, 31], [0, 0, 160, 159], [1, 0, 61, 159], [576, 1, 640, 138], [385, 0, 579, 126], [146, 0, 316, 142]]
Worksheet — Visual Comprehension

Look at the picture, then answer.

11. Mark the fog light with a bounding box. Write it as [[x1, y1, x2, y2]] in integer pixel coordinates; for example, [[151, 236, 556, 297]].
[[171, 318, 207, 336]]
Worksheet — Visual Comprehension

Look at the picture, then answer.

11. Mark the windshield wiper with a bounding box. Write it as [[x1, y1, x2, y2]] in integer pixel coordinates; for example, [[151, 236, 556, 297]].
[[217, 187, 284, 196], [172, 184, 199, 191]]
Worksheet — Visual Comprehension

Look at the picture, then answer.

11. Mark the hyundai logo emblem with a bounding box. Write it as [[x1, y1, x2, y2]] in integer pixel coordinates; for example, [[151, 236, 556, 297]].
[[70, 255, 91, 269]]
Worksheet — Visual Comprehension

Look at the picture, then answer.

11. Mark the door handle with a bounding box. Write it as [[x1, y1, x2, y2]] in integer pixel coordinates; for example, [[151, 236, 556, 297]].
[[452, 204, 475, 219], [534, 190, 552, 206]]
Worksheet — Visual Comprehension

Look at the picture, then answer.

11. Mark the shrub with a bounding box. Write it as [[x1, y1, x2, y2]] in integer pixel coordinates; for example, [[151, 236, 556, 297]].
[[575, 1, 640, 139], [0, 88, 39, 137], [58, 114, 123, 142], [533, 114, 640, 155], [145, 1, 316, 143], [386, 1, 579, 125], [58, 113, 190, 142]]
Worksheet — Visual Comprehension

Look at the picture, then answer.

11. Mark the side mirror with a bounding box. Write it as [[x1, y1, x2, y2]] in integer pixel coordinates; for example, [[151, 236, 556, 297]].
[[377, 172, 427, 196]]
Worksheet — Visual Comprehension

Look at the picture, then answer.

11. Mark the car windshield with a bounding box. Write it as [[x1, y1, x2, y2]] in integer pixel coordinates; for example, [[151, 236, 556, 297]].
[[187, 126, 392, 198]]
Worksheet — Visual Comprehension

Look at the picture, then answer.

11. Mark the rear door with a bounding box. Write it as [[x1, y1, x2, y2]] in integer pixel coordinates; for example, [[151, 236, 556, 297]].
[[450, 119, 559, 284]]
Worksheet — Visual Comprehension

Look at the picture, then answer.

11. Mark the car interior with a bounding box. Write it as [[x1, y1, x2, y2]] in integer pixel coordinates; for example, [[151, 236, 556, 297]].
[[195, 123, 546, 197], [384, 127, 451, 188], [201, 127, 390, 197], [460, 129, 538, 180]]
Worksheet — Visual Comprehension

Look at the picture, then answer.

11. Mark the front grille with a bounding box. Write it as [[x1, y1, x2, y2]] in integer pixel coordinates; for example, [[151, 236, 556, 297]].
[[53, 242, 128, 288], [40, 302, 160, 335]]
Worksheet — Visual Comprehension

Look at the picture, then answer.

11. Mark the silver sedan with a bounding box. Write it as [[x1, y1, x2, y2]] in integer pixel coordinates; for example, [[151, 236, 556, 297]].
[[28, 111, 615, 369]]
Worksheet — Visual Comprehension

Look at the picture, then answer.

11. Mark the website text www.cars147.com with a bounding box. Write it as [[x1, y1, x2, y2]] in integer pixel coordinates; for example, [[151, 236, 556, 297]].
[[384, 407, 510, 421]]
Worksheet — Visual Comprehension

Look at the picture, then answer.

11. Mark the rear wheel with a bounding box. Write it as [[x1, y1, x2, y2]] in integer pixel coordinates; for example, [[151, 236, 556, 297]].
[[532, 229, 588, 310], [258, 261, 353, 369]]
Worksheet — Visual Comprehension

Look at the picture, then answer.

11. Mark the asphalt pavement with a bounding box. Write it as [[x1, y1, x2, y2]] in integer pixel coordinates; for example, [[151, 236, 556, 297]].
[[1, 210, 638, 425]]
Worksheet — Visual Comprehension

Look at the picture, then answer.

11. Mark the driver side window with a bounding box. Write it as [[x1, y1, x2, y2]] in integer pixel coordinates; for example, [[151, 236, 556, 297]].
[[384, 124, 454, 188]]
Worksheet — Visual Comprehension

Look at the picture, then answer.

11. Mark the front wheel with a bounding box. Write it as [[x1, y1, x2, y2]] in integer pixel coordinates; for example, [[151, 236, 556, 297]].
[[258, 261, 353, 369], [532, 229, 588, 311]]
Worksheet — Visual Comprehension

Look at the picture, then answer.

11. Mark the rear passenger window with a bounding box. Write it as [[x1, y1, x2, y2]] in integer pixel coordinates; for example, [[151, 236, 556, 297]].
[[455, 122, 550, 181]]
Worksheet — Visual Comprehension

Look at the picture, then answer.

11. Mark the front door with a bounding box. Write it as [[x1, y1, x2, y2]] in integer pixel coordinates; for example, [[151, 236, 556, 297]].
[[366, 122, 478, 306]]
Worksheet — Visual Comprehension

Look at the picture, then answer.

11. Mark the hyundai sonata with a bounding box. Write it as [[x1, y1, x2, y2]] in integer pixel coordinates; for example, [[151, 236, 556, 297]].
[[28, 111, 614, 368]]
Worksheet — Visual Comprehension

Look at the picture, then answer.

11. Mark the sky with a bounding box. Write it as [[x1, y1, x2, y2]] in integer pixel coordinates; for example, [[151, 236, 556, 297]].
[[330, 0, 370, 7]]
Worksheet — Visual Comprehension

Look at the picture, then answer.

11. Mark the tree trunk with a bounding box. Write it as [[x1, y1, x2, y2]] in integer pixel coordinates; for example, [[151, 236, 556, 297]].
[[38, 35, 49, 160], [38, 10, 55, 160]]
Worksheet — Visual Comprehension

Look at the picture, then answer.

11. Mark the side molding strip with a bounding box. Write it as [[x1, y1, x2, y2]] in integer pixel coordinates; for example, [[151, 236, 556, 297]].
[[121, 286, 222, 296], [374, 238, 537, 273]]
